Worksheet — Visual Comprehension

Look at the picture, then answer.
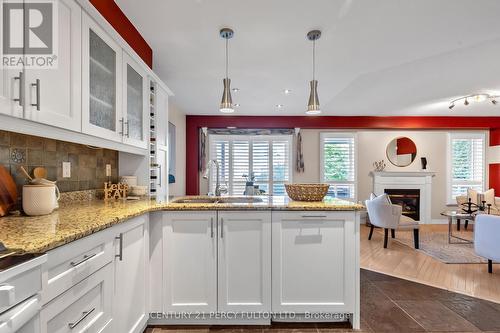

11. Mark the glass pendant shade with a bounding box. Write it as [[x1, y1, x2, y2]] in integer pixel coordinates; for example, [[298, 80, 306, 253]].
[[306, 80, 321, 115], [219, 78, 234, 113]]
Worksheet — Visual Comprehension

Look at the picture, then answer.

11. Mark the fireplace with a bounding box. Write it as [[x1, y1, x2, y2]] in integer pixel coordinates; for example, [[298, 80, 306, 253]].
[[385, 189, 420, 221]]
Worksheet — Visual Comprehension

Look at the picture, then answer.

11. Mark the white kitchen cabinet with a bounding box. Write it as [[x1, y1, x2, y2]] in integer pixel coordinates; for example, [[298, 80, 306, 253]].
[[163, 211, 217, 313], [217, 211, 271, 313], [113, 215, 149, 333], [25, 0, 82, 132], [155, 84, 169, 148], [40, 263, 113, 333], [0, 68, 24, 118], [82, 12, 123, 143], [122, 51, 148, 148], [271, 211, 359, 315], [156, 147, 168, 198]]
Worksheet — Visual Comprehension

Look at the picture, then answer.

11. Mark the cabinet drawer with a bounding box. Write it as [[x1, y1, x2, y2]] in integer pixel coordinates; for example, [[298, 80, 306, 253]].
[[42, 232, 113, 304], [0, 263, 42, 314], [40, 263, 112, 333]]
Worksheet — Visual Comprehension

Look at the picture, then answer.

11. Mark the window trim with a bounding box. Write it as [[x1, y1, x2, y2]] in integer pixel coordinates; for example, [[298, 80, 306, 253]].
[[208, 134, 293, 195], [319, 132, 358, 200], [446, 131, 487, 205]]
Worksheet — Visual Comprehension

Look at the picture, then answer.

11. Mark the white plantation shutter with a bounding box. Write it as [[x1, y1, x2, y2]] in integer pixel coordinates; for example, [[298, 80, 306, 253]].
[[272, 140, 290, 195], [209, 135, 292, 195], [448, 133, 485, 200], [320, 133, 357, 199]]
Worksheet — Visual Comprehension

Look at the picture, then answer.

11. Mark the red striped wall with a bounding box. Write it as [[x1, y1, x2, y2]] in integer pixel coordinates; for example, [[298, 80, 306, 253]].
[[89, 0, 153, 68], [186, 116, 500, 195]]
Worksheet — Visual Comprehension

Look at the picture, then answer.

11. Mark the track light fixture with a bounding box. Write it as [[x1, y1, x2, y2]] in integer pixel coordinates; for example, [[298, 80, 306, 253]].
[[449, 93, 500, 110]]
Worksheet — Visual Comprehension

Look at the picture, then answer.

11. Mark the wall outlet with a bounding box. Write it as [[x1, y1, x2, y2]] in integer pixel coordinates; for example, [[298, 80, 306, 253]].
[[62, 162, 71, 178], [105, 164, 111, 177]]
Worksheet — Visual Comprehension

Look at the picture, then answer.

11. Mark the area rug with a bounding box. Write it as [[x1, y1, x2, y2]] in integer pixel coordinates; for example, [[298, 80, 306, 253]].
[[376, 228, 487, 264]]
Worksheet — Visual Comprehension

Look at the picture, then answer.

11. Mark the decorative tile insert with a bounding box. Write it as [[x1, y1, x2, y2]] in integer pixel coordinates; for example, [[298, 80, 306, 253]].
[[0, 130, 118, 195]]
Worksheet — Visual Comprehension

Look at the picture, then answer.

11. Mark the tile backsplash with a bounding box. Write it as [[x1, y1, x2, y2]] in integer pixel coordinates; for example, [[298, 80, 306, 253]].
[[0, 130, 118, 194]]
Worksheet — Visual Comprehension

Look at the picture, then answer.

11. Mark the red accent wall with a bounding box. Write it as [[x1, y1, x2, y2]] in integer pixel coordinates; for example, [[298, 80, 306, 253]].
[[490, 164, 500, 194], [186, 116, 500, 195], [396, 137, 417, 155], [89, 0, 153, 68], [491, 128, 500, 146]]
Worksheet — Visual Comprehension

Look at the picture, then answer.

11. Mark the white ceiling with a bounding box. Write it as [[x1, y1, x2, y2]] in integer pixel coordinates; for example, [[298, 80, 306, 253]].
[[116, 0, 500, 116]]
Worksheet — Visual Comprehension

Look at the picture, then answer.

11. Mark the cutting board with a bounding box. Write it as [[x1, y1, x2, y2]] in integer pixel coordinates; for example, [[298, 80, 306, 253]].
[[0, 165, 18, 216]]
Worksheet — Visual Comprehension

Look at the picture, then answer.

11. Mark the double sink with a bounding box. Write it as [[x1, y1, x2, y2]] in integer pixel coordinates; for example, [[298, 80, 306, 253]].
[[170, 196, 264, 204]]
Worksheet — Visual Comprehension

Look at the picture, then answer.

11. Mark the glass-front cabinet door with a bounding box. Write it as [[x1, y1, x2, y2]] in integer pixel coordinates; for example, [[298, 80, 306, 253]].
[[122, 52, 148, 148], [81, 13, 122, 142]]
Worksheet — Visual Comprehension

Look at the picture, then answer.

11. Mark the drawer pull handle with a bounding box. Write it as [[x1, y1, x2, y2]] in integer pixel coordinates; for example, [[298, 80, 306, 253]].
[[210, 217, 214, 238], [116, 233, 123, 261], [301, 215, 327, 218], [68, 307, 95, 329], [70, 253, 96, 267]]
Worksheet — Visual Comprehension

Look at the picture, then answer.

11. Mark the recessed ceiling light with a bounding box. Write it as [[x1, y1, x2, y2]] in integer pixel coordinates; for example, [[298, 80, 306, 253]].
[[276, 104, 284, 108], [284, 89, 292, 94], [227, 126, 237, 129], [232, 88, 240, 92]]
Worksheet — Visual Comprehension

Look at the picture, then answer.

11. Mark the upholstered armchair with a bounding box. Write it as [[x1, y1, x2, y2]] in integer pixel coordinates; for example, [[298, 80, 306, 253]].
[[365, 194, 420, 249], [474, 214, 500, 273]]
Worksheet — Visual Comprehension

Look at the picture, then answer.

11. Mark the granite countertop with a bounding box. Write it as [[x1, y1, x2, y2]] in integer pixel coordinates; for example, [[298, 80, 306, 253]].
[[0, 196, 364, 255]]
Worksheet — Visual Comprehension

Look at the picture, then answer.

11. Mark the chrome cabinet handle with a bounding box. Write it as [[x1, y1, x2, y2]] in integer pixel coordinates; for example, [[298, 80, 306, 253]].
[[31, 79, 40, 110], [220, 218, 224, 238], [13, 72, 24, 106], [70, 253, 96, 267], [124, 120, 130, 138], [68, 308, 95, 329], [158, 165, 162, 186], [119, 118, 124, 136], [115, 233, 123, 261], [210, 217, 214, 238], [301, 215, 327, 218]]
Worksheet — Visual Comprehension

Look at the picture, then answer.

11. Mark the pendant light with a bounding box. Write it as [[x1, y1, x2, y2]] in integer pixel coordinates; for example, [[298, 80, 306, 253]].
[[306, 30, 321, 115], [219, 28, 235, 113]]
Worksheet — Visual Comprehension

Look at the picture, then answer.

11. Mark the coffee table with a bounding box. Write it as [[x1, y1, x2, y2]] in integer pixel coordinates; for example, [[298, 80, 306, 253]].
[[441, 211, 476, 244]]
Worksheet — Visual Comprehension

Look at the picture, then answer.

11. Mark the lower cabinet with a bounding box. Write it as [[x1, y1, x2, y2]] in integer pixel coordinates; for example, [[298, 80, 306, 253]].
[[163, 211, 217, 313], [162, 211, 271, 314], [113, 215, 149, 333], [217, 211, 271, 313], [40, 263, 113, 333], [40, 214, 149, 333], [271, 211, 358, 314]]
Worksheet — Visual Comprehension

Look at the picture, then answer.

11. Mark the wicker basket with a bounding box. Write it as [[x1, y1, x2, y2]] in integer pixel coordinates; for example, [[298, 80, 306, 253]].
[[285, 183, 329, 201]]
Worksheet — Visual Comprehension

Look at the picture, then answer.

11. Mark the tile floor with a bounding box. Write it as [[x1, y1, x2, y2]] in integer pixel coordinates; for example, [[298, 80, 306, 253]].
[[144, 269, 500, 333]]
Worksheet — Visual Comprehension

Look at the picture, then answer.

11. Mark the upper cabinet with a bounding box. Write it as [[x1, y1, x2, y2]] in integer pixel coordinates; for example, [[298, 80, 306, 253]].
[[0, 1, 171, 153], [25, 0, 82, 132], [82, 13, 123, 143], [0, 68, 24, 118], [122, 52, 148, 148]]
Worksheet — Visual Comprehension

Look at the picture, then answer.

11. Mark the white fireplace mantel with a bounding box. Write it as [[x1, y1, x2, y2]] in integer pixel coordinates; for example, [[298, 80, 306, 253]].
[[371, 171, 436, 224]]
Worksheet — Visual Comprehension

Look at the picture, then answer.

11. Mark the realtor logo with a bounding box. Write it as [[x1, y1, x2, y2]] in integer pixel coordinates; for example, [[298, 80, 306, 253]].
[[2, 0, 58, 68]]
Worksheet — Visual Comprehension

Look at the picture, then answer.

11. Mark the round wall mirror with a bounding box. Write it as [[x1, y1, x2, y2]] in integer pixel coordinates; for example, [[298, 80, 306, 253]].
[[386, 137, 417, 167]]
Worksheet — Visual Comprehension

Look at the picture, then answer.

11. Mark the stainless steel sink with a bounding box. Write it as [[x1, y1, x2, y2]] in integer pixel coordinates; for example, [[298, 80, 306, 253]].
[[170, 196, 264, 204], [218, 197, 264, 204], [170, 197, 219, 204]]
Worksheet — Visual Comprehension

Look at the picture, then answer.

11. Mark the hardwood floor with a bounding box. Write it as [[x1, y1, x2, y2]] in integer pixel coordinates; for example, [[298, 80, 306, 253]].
[[145, 269, 500, 332], [360, 224, 500, 304]]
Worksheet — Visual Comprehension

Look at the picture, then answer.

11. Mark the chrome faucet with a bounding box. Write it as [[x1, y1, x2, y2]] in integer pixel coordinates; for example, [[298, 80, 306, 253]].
[[203, 159, 227, 196]]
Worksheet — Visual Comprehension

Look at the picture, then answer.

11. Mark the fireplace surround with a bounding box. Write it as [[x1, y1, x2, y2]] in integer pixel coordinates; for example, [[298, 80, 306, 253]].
[[372, 171, 435, 224]]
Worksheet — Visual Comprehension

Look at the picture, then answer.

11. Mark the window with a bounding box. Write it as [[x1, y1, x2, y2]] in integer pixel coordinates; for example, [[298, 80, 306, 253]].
[[447, 132, 486, 202], [208, 135, 292, 195], [320, 133, 357, 199]]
